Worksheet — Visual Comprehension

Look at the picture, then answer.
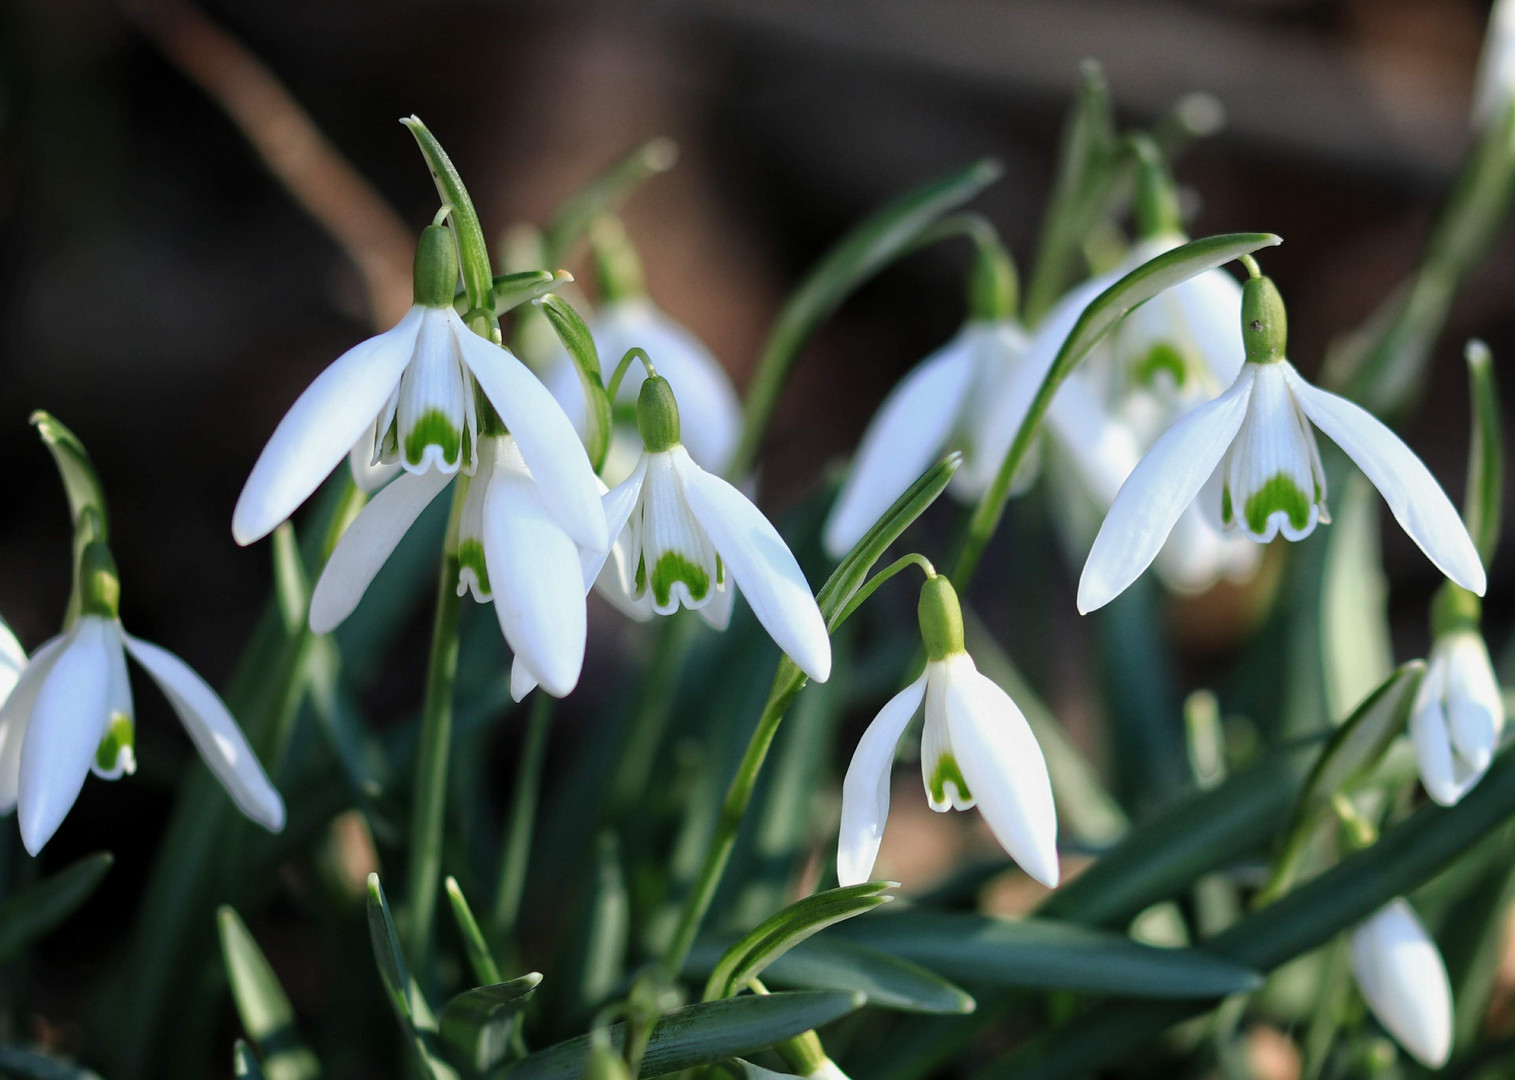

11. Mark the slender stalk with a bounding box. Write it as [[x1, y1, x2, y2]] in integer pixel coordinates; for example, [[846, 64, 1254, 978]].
[[491, 692, 555, 952], [402, 481, 468, 969], [610, 613, 697, 815]]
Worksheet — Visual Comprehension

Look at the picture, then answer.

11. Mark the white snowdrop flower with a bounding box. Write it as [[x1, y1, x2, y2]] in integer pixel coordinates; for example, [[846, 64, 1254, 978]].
[[1411, 594, 1504, 806], [0, 544, 283, 855], [311, 434, 597, 700], [823, 319, 1031, 558], [1474, 0, 1515, 130], [1349, 900, 1453, 1068], [597, 373, 830, 683], [234, 224, 606, 560], [1078, 273, 1485, 614], [838, 575, 1057, 888], [737, 1058, 850, 1080]]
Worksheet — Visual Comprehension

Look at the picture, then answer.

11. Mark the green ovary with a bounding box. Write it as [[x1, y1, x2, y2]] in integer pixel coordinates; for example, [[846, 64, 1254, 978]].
[[95, 713, 135, 773], [457, 540, 490, 596], [404, 410, 462, 468], [1132, 341, 1187, 389], [928, 753, 972, 807], [651, 552, 709, 608], [1244, 473, 1312, 535]]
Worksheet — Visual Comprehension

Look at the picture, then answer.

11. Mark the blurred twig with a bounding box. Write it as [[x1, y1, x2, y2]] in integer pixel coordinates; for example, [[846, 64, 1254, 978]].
[[120, 0, 414, 327]]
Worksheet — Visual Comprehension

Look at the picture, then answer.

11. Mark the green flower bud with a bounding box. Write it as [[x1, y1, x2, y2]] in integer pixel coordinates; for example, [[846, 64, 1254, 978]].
[[413, 224, 460, 308], [917, 575, 965, 661], [967, 234, 1018, 323], [637, 374, 682, 453], [78, 540, 120, 619], [1241, 274, 1287, 364], [1132, 137, 1182, 240]]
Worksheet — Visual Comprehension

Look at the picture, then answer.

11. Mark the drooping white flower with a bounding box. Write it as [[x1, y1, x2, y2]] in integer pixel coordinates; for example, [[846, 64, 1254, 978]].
[[823, 320, 1031, 558], [1078, 274, 1485, 613], [838, 575, 1057, 888], [1349, 900, 1453, 1068], [310, 434, 596, 699], [234, 224, 606, 559], [1474, 0, 1515, 130], [1411, 625, 1504, 807], [596, 374, 831, 683], [0, 548, 283, 855]]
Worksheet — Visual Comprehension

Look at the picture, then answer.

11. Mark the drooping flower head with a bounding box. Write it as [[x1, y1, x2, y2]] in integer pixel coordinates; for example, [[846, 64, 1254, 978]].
[[1411, 585, 1505, 807], [1348, 900, 1453, 1068]]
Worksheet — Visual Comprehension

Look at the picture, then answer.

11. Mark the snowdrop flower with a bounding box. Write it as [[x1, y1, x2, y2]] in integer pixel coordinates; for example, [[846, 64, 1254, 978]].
[[597, 371, 830, 682], [736, 1057, 850, 1080], [233, 223, 606, 558], [1078, 271, 1485, 613], [1474, 0, 1515, 130], [838, 573, 1057, 888], [1411, 588, 1504, 806], [1349, 900, 1453, 1068], [0, 544, 283, 855]]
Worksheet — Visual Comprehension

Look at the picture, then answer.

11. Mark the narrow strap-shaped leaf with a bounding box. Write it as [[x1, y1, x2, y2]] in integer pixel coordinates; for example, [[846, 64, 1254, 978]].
[[402, 116, 494, 316], [1320, 475, 1394, 719], [0, 1045, 104, 1080], [217, 906, 321, 1080], [235, 1040, 268, 1080], [272, 523, 309, 636], [732, 160, 1002, 477], [1464, 338, 1503, 564], [542, 137, 678, 261], [703, 883, 895, 1000], [445, 877, 504, 987], [0, 851, 112, 963], [366, 873, 414, 1022], [438, 974, 542, 1077], [537, 294, 612, 472], [479, 270, 573, 318], [501, 991, 865, 1080]]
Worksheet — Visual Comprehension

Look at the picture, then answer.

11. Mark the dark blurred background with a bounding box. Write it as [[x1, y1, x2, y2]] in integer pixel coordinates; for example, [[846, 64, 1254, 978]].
[[0, 0, 1511, 1071]]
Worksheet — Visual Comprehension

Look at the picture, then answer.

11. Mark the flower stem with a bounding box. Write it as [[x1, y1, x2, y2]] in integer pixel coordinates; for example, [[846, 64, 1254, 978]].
[[491, 691, 555, 956], [403, 480, 468, 970]]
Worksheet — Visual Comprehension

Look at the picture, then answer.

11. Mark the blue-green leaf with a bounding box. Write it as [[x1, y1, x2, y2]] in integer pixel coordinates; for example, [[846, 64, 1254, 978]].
[[437, 974, 541, 1077], [217, 906, 321, 1080]]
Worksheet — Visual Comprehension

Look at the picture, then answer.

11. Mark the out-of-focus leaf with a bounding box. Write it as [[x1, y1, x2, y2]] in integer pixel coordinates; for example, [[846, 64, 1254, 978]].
[[542, 137, 678, 260], [704, 883, 894, 1000], [537, 294, 611, 472], [1464, 338, 1503, 563], [0, 851, 112, 963], [501, 991, 865, 1080], [445, 877, 503, 987], [1321, 475, 1393, 720], [576, 833, 629, 1014], [833, 910, 1260, 999], [235, 1041, 267, 1080], [366, 874, 459, 1080], [0, 1046, 104, 1080], [483, 270, 570, 316], [438, 974, 542, 1077], [217, 906, 321, 1080]]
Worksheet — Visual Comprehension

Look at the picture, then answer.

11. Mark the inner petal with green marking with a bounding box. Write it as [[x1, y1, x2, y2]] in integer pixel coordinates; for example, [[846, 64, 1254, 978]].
[[391, 309, 477, 475], [94, 713, 136, 777], [632, 451, 722, 615], [1222, 361, 1327, 544], [927, 752, 973, 809]]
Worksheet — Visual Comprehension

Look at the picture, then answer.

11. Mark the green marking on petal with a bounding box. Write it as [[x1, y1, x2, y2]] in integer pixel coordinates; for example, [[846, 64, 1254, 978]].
[[403, 409, 462, 468], [457, 539, 490, 596], [95, 713, 136, 773], [634, 554, 646, 595], [1131, 341, 1187, 389], [1244, 472, 1311, 535], [1221, 484, 1233, 526], [928, 753, 972, 807], [651, 551, 709, 608]]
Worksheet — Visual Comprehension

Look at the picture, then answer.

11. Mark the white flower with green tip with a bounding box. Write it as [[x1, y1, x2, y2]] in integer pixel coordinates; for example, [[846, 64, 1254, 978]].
[[838, 575, 1058, 889], [597, 372, 831, 683], [233, 223, 606, 559], [1349, 900, 1453, 1068], [1411, 590, 1504, 807], [1078, 273, 1485, 613], [0, 545, 284, 855]]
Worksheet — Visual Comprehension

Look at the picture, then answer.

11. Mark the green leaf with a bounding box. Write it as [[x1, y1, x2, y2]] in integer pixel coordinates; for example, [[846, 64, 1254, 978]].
[[437, 974, 542, 1077], [402, 116, 494, 316], [1320, 475, 1394, 720], [216, 906, 321, 1080], [0, 1046, 104, 1080], [733, 159, 1002, 476], [703, 883, 895, 1000], [537, 294, 612, 472], [366, 874, 459, 1079], [479, 270, 571, 317], [542, 137, 678, 261], [235, 1041, 268, 1080], [1464, 338, 1503, 564], [30, 410, 107, 541], [502, 991, 865, 1079], [833, 910, 1261, 999], [0, 851, 112, 963], [271, 523, 309, 636], [445, 877, 503, 987]]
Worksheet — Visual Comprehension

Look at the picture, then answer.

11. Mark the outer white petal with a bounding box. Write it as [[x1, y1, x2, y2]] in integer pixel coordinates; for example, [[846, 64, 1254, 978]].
[[233, 307, 423, 545], [451, 311, 609, 554], [483, 455, 588, 698], [678, 449, 831, 682], [309, 468, 453, 634], [18, 619, 113, 855], [837, 674, 927, 887], [1078, 366, 1256, 613], [1474, 0, 1515, 129], [1349, 900, 1453, 1068], [593, 459, 653, 619], [509, 658, 540, 703], [822, 331, 976, 558], [942, 657, 1060, 888], [1410, 694, 1463, 807], [1285, 368, 1485, 595], [123, 633, 285, 832], [0, 635, 69, 815], [0, 620, 24, 700], [698, 578, 735, 631], [1170, 266, 1245, 390]]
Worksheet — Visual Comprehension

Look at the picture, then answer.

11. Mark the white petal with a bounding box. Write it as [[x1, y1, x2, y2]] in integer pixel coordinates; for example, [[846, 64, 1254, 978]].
[[822, 330, 977, 558], [233, 307, 423, 545], [1078, 366, 1256, 613], [1044, 372, 1142, 508], [483, 449, 588, 698], [956, 321, 1033, 498], [348, 422, 403, 493], [1169, 265, 1245, 391], [90, 629, 136, 780], [509, 658, 539, 703], [123, 633, 286, 832], [0, 619, 25, 699], [677, 448, 832, 682], [698, 577, 735, 631], [1286, 368, 1486, 595], [451, 311, 609, 554], [1224, 362, 1323, 543], [18, 619, 114, 855], [1474, 0, 1515, 129], [921, 662, 973, 812], [942, 657, 1060, 887], [309, 468, 453, 634], [1349, 900, 1453, 1068], [837, 675, 927, 887], [0, 635, 69, 816], [1410, 695, 1464, 807]]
